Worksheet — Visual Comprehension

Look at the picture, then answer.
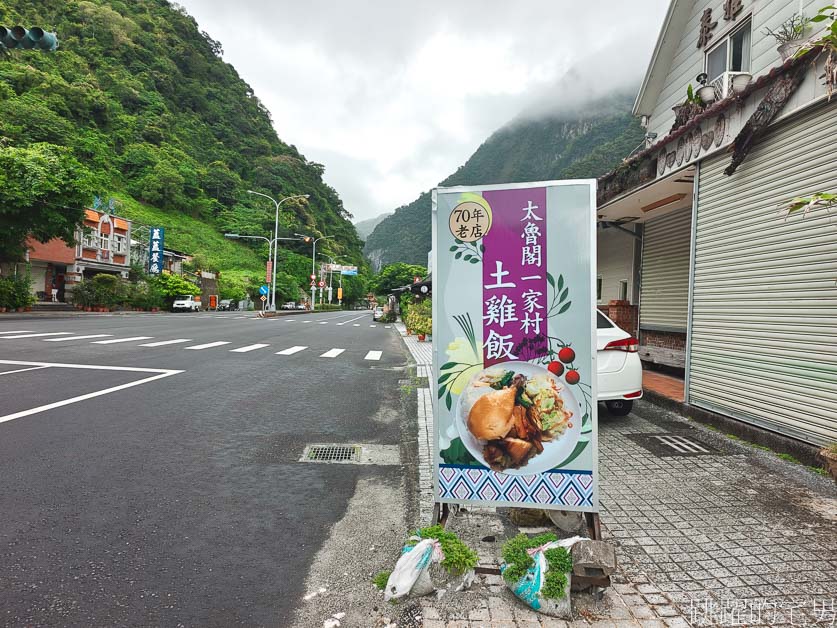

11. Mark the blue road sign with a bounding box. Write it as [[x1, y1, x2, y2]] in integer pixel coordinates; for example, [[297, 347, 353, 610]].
[[259, 285, 269, 296]]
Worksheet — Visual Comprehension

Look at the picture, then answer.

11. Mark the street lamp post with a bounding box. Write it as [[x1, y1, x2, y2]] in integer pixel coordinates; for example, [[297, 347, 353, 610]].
[[297, 234, 333, 310], [319, 253, 348, 306], [246, 191, 309, 310], [224, 233, 306, 307]]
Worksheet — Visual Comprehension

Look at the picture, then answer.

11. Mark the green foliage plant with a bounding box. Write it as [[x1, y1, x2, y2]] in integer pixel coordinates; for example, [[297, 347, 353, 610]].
[[795, 5, 837, 99], [151, 273, 200, 299], [501, 533, 573, 600], [0, 274, 34, 309], [405, 525, 478, 575], [372, 570, 391, 590]]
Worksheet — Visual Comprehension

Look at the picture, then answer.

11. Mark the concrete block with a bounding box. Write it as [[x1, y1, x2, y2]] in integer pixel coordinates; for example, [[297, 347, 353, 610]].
[[572, 540, 617, 577]]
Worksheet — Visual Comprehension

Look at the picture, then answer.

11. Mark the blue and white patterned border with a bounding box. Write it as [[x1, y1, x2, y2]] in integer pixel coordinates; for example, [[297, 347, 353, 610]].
[[438, 464, 594, 508]]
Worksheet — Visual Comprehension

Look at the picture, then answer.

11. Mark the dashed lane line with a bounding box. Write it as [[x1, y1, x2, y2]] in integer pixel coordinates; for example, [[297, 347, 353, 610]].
[[44, 334, 113, 342], [185, 341, 230, 350], [320, 348, 345, 358], [336, 314, 369, 326], [138, 338, 192, 347], [276, 346, 307, 355], [229, 343, 270, 353], [364, 351, 382, 361], [1, 332, 72, 339], [92, 336, 153, 344]]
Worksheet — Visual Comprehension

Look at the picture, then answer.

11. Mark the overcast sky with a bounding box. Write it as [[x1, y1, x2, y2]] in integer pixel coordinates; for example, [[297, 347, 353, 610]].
[[177, 1, 669, 222]]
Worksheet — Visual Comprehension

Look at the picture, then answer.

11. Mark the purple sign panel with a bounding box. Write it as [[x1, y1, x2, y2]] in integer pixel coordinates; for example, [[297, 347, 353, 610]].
[[481, 187, 548, 367]]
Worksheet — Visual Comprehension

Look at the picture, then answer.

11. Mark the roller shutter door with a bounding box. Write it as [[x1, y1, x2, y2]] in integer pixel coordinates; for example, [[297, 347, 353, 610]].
[[689, 102, 837, 445], [639, 207, 691, 330]]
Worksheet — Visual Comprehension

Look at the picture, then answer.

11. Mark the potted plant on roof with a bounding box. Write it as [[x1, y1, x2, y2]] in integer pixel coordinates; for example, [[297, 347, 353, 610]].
[[795, 5, 837, 99], [671, 84, 705, 131], [765, 12, 812, 60]]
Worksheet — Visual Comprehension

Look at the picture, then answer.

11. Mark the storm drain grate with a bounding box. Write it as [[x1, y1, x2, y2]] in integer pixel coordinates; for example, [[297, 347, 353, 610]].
[[626, 433, 719, 457], [303, 444, 361, 463], [650, 434, 710, 454]]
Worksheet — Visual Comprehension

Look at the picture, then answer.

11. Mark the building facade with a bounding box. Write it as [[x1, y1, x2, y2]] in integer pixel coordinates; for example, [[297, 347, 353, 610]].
[[7, 207, 134, 301], [596, 0, 837, 445]]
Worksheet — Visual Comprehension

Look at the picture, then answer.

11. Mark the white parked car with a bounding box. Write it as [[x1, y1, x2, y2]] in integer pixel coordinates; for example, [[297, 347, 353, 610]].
[[172, 295, 201, 312], [597, 310, 642, 416]]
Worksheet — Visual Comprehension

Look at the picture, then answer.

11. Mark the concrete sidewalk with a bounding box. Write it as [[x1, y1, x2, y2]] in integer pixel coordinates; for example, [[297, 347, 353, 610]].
[[396, 327, 837, 627]]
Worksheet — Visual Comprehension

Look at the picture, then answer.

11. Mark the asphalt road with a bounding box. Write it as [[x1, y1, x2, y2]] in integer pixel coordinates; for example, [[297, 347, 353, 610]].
[[0, 310, 412, 626]]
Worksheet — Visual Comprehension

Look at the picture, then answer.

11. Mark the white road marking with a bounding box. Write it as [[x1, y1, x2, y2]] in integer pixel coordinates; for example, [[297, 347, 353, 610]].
[[0, 365, 50, 376], [1, 332, 72, 339], [230, 343, 270, 353], [91, 336, 153, 344], [185, 341, 230, 350], [0, 359, 181, 424], [138, 338, 192, 347], [0, 330, 33, 334], [364, 351, 382, 361], [353, 324, 360, 327], [44, 334, 112, 342], [302, 320, 312, 323], [320, 348, 345, 358], [319, 321, 328, 325], [370, 325, 376, 328], [336, 314, 369, 326], [276, 346, 307, 355], [385, 326, 391, 329]]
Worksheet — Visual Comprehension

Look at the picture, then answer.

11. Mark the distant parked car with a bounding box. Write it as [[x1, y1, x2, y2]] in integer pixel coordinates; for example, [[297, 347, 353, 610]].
[[596, 310, 642, 416], [218, 299, 232, 311], [296, 303, 306, 310], [282, 302, 296, 310], [172, 295, 201, 312], [373, 306, 385, 321]]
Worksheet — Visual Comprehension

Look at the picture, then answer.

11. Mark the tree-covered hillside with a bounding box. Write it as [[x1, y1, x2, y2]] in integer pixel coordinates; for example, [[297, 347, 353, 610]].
[[364, 92, 644, 268], [0, 0, 364, 298], [354, 212, 391, 241]]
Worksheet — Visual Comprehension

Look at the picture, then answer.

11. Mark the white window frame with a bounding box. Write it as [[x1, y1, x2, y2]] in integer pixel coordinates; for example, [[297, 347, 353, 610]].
[[99, 234, 110, 251], [113, 234, 126, 254], [619, 280, 629, 302], [705, 19, 752, 84]]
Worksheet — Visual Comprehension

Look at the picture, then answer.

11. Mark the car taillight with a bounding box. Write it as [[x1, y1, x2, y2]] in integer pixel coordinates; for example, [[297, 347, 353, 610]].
[[603, 337, 638, 353], [624, 390, 643, 398]]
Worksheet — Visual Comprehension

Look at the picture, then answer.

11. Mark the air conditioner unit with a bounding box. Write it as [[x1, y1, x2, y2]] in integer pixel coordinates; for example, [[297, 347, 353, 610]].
[[708, 71, 753, 99]]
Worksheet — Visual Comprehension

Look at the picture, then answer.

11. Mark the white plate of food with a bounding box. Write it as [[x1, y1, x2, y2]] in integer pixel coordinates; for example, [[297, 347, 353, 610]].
[[455, 361, 582, 475]]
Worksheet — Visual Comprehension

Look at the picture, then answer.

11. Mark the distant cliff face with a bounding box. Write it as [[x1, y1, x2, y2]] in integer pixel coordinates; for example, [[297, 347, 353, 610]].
[[354, 213, 392, 241], [364, 92, 643, 268]]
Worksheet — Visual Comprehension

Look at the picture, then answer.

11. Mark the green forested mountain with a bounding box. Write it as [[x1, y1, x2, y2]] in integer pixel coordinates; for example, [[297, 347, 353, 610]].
[[364, 92, 644, 269], [0, 0, 365, 299]]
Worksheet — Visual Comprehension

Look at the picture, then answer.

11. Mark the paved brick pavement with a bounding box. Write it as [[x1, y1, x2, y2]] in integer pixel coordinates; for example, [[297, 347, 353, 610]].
[[642, 371, 685, 402], [395, 329, 837, 627]]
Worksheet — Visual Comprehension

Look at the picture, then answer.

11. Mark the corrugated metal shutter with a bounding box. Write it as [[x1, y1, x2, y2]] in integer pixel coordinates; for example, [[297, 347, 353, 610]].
[[639, 207, 691, 330], [690, 102, 837, 445]]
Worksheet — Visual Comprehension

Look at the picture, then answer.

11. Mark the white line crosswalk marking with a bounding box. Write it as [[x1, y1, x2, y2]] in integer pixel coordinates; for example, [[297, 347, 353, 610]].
[[1, 332, 72, 339], [276, 346, 307, 355], [138, 339, 191, 347], [320, 348, 345, 358], [92, 336, 153, 344], [364, 351, 382, 361], [369, 325, 376, 328], [229, 343, 269, 353], [353, 324, 360, 327], [185, 341, 230, 350], [319, 321, 328, 324], [44, 334, 112, 342]]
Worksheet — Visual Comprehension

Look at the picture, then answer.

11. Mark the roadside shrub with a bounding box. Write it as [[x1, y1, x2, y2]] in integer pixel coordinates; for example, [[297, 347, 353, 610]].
[[0, 273, 35, 309], [92, 273, 121, 307]]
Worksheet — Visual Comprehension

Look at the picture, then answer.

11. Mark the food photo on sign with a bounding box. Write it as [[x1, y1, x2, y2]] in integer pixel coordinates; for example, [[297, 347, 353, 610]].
[[432, 181, 598, 511]]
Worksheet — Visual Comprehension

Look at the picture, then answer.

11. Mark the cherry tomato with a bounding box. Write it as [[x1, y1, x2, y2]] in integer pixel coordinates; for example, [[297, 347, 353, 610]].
[[565, 369, 580, 385], [558, 347, 575, 364], [547, 361, 564, 376]]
